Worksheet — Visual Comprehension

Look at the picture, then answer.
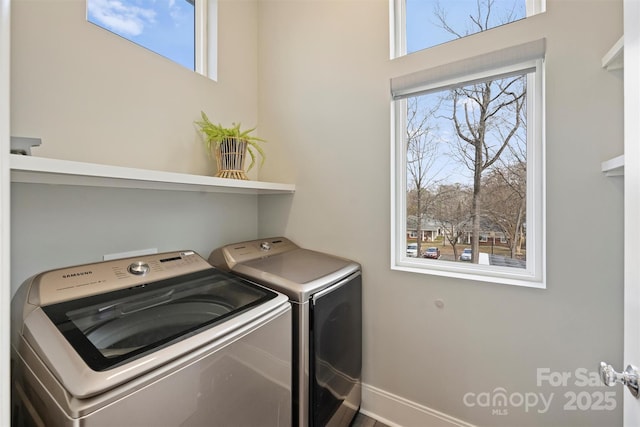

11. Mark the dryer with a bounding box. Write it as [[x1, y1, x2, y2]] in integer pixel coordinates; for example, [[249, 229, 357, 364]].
[[11, 250, 292, 427], [209, 238, 361, 427]]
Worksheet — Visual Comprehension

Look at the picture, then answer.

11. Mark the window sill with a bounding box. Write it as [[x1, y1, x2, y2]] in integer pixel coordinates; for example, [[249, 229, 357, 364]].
[[10, 155, 295, 195], [392, 259, 545, 289]]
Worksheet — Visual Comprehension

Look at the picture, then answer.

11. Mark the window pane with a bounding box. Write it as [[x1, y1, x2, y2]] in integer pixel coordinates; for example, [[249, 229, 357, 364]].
[[405, 0, 527, 54], [405, 73, 528, 270], [87, 0, 196, 71]]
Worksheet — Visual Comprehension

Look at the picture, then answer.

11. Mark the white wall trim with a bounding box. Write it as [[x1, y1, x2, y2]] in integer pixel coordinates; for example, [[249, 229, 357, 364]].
[[361, 383, 476, 427], [1, 0, 9, 423], [624, 0, 640, 424]]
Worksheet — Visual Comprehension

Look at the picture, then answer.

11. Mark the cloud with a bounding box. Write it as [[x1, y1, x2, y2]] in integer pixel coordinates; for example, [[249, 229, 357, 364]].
[[167, 0, 190, 27], [88, 0, 156, 37]]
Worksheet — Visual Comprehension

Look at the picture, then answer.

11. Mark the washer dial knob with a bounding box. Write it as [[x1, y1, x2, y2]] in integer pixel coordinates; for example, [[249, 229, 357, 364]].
[[128, 261, 150, 276], [260, 241, 272, 251]]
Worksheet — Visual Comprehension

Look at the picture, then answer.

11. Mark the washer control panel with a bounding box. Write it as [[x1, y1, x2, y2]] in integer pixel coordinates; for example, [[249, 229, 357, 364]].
[[32, 250, 212, 306]]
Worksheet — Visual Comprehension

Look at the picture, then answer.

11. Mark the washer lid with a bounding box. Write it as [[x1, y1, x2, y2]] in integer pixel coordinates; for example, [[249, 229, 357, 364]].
[[17, 265, 289, 399], [232, 249, 360, 302], [41, 268, 278, 372]]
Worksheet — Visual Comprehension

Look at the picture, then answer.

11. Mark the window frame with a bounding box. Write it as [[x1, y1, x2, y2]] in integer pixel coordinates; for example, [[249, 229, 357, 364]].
[[391, 0, 546, 59], [390, 53, 545, 288], [86, 0, 218, 81], [195, 0, 219, 81]]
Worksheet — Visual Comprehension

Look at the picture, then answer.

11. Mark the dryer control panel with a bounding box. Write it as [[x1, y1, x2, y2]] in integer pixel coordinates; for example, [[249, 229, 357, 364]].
[[209, 237, 299, 270]]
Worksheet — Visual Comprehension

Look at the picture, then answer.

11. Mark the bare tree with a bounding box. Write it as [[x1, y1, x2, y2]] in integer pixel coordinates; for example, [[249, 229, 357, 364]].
[[432, 184, 472, 260], [480, 160, 526, 259], [433, 0, 527, 263], [450, 78, 526, 262], [433, 0, 522, 39], [406, 97, 442, 256]]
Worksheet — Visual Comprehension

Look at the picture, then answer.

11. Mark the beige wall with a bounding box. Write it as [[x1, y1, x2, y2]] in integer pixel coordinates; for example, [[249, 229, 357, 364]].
[[11, 0, 259, 177], [9, 0, 626, 425], [258, 1, 624, 426], [9, 0, 267, 290]]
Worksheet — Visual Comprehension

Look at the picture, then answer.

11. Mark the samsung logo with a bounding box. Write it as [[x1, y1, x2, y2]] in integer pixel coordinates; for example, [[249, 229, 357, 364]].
[[62, 271, 93, 279]]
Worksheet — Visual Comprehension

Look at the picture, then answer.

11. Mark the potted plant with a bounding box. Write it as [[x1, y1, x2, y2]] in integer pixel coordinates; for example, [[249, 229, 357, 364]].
[[195, 111, 266, 180]]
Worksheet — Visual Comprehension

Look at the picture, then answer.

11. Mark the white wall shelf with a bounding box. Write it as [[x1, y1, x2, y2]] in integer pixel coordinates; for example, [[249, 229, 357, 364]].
[[601, 36, 624, 177], [601, 154, 624, 176], [10, 155, 295, 195], [602, 35, 624, 71]]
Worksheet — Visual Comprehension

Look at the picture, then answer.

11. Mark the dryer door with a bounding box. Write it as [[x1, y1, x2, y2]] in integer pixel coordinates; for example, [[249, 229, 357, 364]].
[[310, 272, 362, 427]]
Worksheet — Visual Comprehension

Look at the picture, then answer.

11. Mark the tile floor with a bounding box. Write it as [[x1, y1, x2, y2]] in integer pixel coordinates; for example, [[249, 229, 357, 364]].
[[352, 412, 390, 427]]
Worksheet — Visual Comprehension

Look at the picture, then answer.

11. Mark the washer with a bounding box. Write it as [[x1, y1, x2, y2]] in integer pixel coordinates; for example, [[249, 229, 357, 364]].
[[209, 237, 361, 427], [11, 250, 292, 427]]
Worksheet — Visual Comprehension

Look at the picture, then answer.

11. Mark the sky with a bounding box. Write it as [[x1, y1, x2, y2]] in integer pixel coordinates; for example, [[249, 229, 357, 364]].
[[405, 0, 526, 54], [87, 0, 195, 70], [85, 0, 526, 73], [403, 0, 528, 187]]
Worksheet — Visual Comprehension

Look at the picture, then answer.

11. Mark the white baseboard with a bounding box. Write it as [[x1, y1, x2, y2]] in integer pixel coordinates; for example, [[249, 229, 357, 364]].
[[360, 383, 476, 427]]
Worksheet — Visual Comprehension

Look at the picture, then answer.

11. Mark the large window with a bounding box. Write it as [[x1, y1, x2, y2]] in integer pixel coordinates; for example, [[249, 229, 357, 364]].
[[393, 0, 545, 57], [391, 40, 545, 287], [87, 0, 216, 79]]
